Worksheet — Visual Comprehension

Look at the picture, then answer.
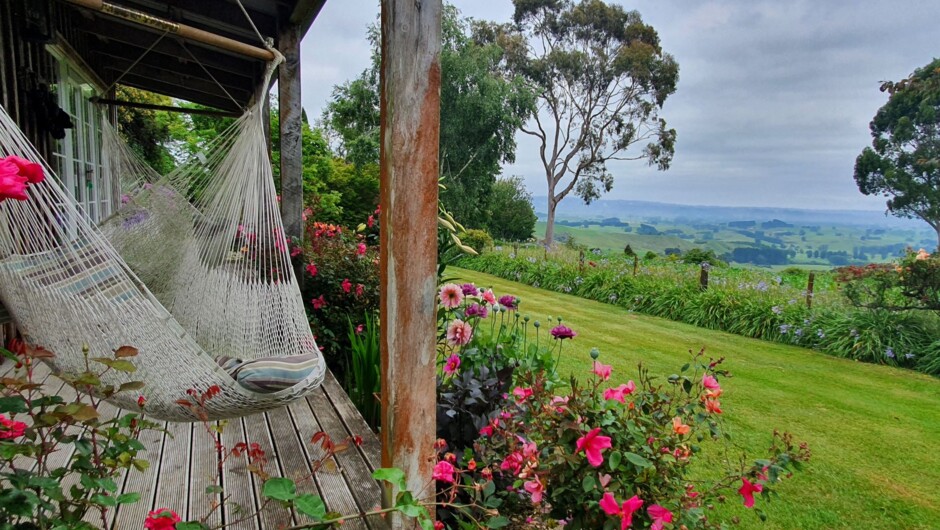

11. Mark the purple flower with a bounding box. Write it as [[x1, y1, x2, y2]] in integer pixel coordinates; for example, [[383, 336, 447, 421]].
[[904, 353, 916, 360], [771, 305, 782, 315], [550, 325, 576, 340], [885, 348, 895, 359], [465, 303, 488, 319], [779, 324, 790, 334], [755, 281, 768, 292], [498, 295, 518, 310], [461, 283, 480, 296]]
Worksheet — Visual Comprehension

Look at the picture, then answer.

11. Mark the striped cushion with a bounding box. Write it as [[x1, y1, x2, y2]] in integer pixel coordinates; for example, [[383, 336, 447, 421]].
[[216, 353, 320, 393]]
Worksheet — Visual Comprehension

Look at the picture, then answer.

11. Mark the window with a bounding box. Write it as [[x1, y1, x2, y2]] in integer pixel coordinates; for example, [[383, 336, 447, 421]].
[[48, 46, 114, 226]]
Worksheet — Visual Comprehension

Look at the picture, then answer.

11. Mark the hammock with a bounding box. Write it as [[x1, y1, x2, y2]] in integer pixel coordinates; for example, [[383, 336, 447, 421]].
[[0, 85, 326, 421]]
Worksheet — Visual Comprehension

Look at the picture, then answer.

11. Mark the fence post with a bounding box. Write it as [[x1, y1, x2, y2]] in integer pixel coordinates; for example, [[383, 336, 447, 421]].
[[633, 255, 639, 277], [806, 272, 815, 309], [513, 243, 519, 256], [699, 263, 709, 291], [579, 250, 585, 274]]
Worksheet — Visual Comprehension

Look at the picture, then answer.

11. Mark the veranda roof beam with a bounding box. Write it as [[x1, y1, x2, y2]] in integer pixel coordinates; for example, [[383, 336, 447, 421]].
[[90, 97, 241, 117], [61, 0, 276, 62]]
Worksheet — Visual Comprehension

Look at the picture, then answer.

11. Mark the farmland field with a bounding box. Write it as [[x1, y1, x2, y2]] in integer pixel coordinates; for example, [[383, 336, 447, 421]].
[[453, 267, 940, 530]]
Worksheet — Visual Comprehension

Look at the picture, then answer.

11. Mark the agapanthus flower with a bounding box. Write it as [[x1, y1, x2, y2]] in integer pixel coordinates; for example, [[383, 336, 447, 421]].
[[439, 283, 464, 309], [446, 319, 473, 346]]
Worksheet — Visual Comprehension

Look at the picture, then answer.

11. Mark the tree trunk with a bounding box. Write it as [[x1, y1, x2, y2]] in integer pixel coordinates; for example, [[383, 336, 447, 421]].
[[544, 195, 556, 247], [935, 225, 940, 253]]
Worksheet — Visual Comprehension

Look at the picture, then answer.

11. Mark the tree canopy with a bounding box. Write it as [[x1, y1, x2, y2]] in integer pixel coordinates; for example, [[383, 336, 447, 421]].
[[322, 4, 534, 228], [855, 58, 940, 249], [485, 176, 537, 241], [477, 0, 678, 245]]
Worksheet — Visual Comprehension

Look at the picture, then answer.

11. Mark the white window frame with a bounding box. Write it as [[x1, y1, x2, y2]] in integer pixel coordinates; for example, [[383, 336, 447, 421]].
[[46, 39, 114, 228]]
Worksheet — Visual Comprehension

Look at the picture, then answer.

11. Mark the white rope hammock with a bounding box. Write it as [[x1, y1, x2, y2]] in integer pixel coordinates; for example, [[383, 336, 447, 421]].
[[0, 78, 326, 421]]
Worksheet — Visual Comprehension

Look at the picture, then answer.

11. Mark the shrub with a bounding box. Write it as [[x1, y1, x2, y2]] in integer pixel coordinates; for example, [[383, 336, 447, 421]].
[[429, 290, 810, 529], [459, 228, 494, 254]]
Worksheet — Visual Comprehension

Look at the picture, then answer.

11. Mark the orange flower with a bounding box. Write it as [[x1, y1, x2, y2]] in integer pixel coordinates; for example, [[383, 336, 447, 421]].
[[705, 399, 722, 414], [672, 416, 690, 436]]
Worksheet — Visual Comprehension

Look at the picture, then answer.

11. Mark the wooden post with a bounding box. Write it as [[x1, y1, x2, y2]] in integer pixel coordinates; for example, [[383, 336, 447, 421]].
[[279, 24, 304, 242], [379, 0, 442, 526], [699, 263, 709, 291], [806, 272, 815, 309], [633, 255, 639, 277]]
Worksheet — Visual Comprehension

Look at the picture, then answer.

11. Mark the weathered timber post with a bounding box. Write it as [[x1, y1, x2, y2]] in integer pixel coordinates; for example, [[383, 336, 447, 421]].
[[633, 255, 639, 277], [379, 0, 442, 527], [806, 272, 815, 309], [579, 250, 585, 274], [279, 23, 304, 244], [699, 263, 709, 291]]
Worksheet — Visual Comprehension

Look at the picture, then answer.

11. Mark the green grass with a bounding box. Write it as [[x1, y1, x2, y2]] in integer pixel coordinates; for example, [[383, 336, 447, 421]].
[[452, 266, 940, 530]]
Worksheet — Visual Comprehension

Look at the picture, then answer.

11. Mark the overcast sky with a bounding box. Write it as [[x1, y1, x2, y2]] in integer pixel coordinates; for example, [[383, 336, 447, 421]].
[[298, 1, 940, 211]]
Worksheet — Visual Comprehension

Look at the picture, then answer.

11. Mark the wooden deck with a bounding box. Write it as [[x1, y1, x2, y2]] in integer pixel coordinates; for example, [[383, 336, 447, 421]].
[[0, 359, 389, 530]]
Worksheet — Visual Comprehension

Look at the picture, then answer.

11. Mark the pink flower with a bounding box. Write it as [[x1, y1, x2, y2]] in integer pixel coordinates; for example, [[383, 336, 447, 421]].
[[446, 319, 473, 346], [705, 399, 722, 414], [305, 263, 318, 277], [461, 283, 480, 296], [672, 417, 690, 436], [550, 325, 576, 340], [432, 460, 456, 483], [0, 414, 27, 439], [302, 207, 313, 221], [738, 477, 763, 508], [512, 387, 533, 402], [357, 242, 367, 256], [355, 283, 365, 297], [602, 381, 636, 404], [465, 303, 488, 319], [550, 395, 569, 412], [341, 278, 352, 293], [290, 246, 303, 257], [367, 214, 375, 228], [311, 295, 327, 310], [439, 283, 464, 309], [144, 508, 180, 530], [575, 427, 612, 467], [482, 289, 497, 305], [599, 493, 644, 530], [6, 155, 44, 183], [498, 295, 518, 310], [522, 440, 539, 461], [592, 361, 612, 381], [137, 396, 146, 408], [355, 324, 365, 334], [479, 418, 499, 437], [0, 159, 29, 202], [702, 374, 720, 390], [500, 451, 523, 475], [444, 354, 461, 375], [524, 478, 545, 504], [648, 504, 674, 530]]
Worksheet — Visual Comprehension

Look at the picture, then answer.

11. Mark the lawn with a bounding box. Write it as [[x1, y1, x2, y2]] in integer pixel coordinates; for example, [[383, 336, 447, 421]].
[[453, 267, 940, 530]]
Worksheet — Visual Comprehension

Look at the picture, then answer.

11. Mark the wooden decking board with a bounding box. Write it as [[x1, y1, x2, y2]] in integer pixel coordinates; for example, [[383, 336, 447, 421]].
[[305, 384, 384, 529], [1, 368, 387, 530], [287, 393, 370, 530], [219, 416, 262, 530], [241, 404, 294, 529]]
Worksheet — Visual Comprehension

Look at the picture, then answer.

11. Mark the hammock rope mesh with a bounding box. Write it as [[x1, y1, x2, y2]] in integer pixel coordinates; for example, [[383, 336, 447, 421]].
[[0, 89, 326, 421]]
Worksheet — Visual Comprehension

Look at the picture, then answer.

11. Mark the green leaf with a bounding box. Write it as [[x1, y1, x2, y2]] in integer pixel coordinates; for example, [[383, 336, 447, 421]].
[[176, 523, 207, 530], [116, 492, 141, 504], [486, 516, 510, 528], [398, 502, 427, 518], [262, 477, 296, 501], [294, 494, 326, 520], [418, 518, 436, 530], [482, 480, 496, 497], [623, 452, 653, 468], [0, 442, 31, 459], [373, 467, 407, 491], [119, 381, 146, 392], [90, 494, 117, 507], [608, 451, 622, 470], [0, 396, 28, 414], [92, 358, 137, 373], [205, 485, 224, 495], [581, 474, 595, 492]]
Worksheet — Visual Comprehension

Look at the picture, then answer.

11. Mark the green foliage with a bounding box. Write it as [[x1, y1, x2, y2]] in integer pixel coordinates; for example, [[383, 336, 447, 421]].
[[477, 0, 678, 242], [485, 176, 537, 241], [318, 159, 379, 229], [459, 229, 494, 254], [115, 86, 186, 174], [854, 58, 940, 248], [0, 344, 160, 528], [323, 4, 534, 228], [458, 246, 940, 375], [347, 312, 381, 429], [682, 247, 724, 266]]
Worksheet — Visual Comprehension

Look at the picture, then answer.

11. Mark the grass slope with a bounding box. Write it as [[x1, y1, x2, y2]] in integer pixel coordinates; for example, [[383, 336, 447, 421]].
[[452, 267, 940, 530]]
